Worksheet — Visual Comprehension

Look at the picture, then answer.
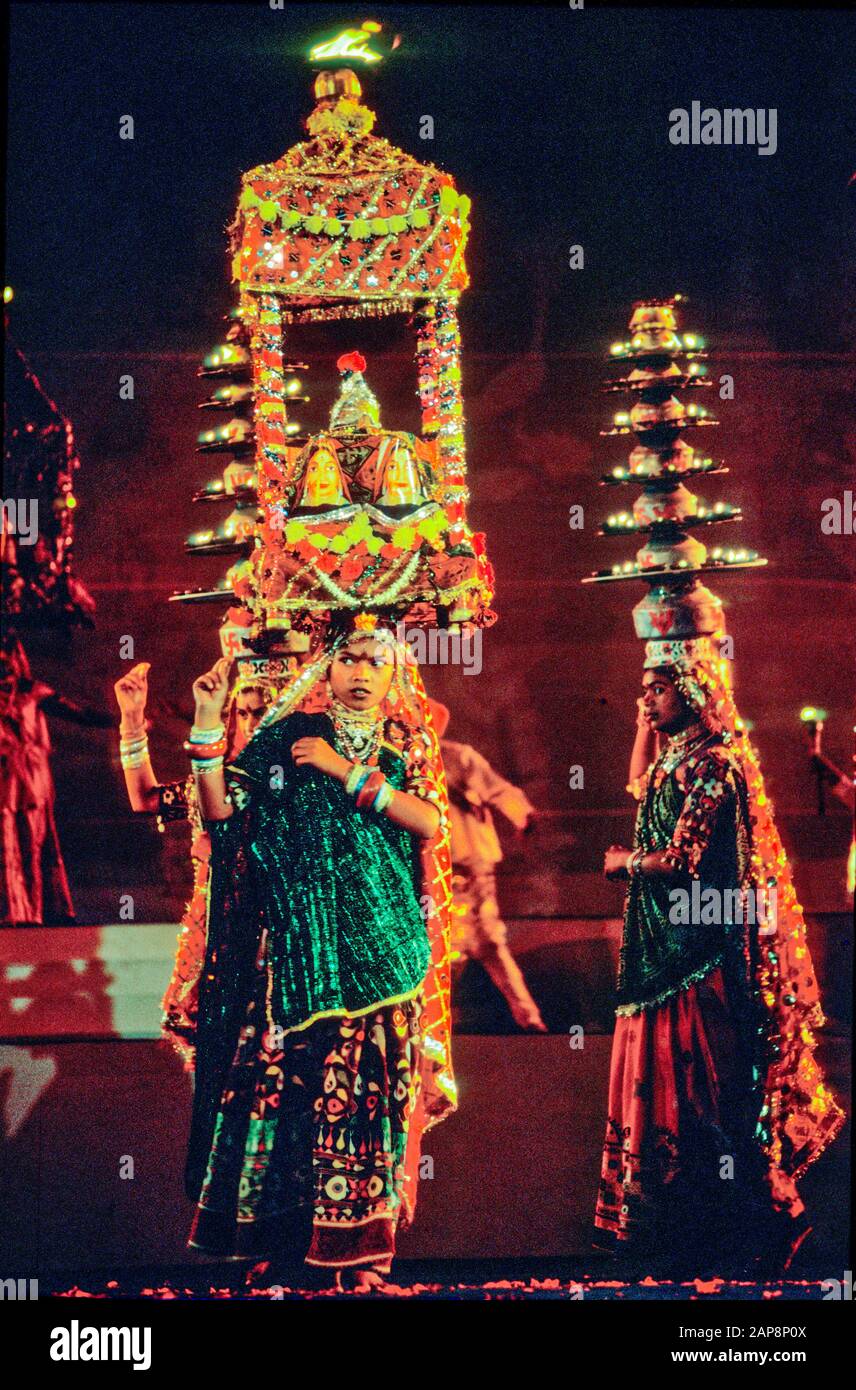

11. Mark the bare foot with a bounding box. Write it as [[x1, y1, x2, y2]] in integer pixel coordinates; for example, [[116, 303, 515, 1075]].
[[353, 1269, 388, 1292], [335, 1266, 399, 1293], [510, 1003, 548, 1033]]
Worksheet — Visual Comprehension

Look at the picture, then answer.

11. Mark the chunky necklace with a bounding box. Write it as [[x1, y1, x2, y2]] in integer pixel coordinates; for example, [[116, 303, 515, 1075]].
[[657, 722, 714, 778], [330, 697, 384, 763]]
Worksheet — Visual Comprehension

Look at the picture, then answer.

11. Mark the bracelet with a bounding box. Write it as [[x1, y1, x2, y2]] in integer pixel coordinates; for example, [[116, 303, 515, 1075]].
[[120, 742, 148, 758], [191, 756, 224, 775], [348, 768, 373, 799], [184, 737, 228, 759], [372, 780, 394, 814], [121, 750, 150, 770], [189, 723, 226, 744], [356, 770, 386, 809], [120, 731, 150, 769], [119, 730, 147, 748], [345, 762, 370, 796], [627, 848, 645, 878]]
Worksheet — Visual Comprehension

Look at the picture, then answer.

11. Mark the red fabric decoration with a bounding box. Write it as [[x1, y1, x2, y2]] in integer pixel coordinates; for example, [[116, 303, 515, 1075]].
[[337, 351, 366, 374]]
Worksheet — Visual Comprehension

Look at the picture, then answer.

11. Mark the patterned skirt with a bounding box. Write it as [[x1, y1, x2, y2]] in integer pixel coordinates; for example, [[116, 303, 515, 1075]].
[[188, 929, 425, 1270], [594, 966, 804, 1264]]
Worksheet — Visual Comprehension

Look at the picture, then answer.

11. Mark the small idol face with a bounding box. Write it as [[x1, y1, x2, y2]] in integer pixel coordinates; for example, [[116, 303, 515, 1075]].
[[329, 638, 395, 710], [640, 668, 693, 735], [303, 447, 345, 506], [231, 686, 268, 753], [378, 445, 422, 505]]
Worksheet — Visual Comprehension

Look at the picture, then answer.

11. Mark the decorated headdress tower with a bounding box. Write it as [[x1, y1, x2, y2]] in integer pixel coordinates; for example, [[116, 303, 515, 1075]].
[[584, 295, 766, 671], [171, 24, 495, 689]]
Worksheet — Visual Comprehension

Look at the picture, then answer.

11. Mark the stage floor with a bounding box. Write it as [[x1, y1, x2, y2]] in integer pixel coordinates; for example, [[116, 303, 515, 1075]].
[[0, 922, 850, 1279]]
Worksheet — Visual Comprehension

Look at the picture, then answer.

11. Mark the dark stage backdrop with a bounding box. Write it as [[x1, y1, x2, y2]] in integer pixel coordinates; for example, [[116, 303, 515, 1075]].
[[6, 2, 855, 923], [18, 339, 855, 924]]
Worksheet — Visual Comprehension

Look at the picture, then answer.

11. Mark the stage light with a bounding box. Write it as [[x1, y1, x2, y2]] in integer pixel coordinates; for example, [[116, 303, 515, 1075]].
[[800, 706, 828, 724]]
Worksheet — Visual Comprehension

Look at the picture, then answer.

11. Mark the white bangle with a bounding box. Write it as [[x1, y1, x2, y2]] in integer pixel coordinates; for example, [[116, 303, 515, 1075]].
[[191, 757, 224, 775], [190, 723, 226, 744]]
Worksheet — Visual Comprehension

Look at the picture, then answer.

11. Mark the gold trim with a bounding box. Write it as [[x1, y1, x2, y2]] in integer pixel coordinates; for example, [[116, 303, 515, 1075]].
[[263, 980, 425, 1041]]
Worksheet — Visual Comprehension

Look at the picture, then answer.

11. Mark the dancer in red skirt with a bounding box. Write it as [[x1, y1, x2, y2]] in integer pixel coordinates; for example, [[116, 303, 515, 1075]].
[[596, 642, 843, 1275]]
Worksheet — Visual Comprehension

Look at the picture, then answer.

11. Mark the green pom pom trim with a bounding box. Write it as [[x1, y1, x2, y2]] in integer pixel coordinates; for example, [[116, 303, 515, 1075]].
[[349, 218, 371, 239], [409, 208, 430, 230], [324, 217, 344, 236], [258, 199, 279, 222], [388, 214, 408, 234], [370, 217, 390, 235], [305, 215, 325, 235]]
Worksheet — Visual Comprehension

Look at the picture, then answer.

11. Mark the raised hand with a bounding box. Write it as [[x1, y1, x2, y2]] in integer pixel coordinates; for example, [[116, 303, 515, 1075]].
[[192, 657, 232, 728], [114, 662, 151, 732]]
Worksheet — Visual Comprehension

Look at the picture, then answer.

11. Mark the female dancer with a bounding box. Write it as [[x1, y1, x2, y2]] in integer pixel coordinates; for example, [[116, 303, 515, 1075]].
[[597, 649, 843, 1275], [184, 619, 454, 1287], [114, 661, 268, 1066]]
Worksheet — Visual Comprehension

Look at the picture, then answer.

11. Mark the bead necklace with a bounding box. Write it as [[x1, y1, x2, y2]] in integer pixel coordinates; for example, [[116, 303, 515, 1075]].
[[330, 696, 384, 764], [657, 722, 715, 779]]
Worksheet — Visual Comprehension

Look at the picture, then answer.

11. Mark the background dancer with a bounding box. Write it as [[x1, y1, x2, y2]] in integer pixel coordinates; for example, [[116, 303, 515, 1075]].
[[114, 659, 270, 1067], [428, 698, 545, 1032], [1, 633, 110, 926]]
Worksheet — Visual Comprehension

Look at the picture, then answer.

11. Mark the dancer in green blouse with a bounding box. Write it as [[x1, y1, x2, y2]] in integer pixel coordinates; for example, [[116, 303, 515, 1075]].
[[184, 620, 455, 1288], [596, 653, 843, 1275]]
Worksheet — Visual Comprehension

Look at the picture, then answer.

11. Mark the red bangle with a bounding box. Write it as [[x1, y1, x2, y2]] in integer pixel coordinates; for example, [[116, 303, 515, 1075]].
[[184, 737, 228, 759], [356, 770, 386, 809]]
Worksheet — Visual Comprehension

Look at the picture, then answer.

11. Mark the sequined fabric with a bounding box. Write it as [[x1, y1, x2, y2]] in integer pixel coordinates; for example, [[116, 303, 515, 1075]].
[[594, 966, 808, 1265], [188, 925, 423, 1266], [186, 708, 431, 1204], [212, 710, 431, 1034], [155, 778, 207, 1071], [617, 739, 754, 1014]]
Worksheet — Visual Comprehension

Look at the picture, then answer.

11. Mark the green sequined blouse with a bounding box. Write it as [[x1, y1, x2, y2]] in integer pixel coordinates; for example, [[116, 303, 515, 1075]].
[[204, 710, 431, 1037], [617, 738, 755, 1015]]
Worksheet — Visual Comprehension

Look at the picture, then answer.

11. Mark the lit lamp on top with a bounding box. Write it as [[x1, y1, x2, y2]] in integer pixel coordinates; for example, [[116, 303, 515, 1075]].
[[800, 705, 831, 815]]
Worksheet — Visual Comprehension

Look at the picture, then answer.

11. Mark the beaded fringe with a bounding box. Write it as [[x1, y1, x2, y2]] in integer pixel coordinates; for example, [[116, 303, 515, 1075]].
[[615, 953, 725, 1017]]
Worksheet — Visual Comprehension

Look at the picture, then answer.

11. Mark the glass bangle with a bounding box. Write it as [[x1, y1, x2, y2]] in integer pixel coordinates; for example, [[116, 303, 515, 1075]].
[[348, 767, 373, 799], [191, 758, 225, 775], [184, 738, 227, 758], [121, 752, 149, 769], [373, 780, 394, 813], [189, 723, 226, 743], [356, 771, 385, 809], [345, 762, 368, 795]]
